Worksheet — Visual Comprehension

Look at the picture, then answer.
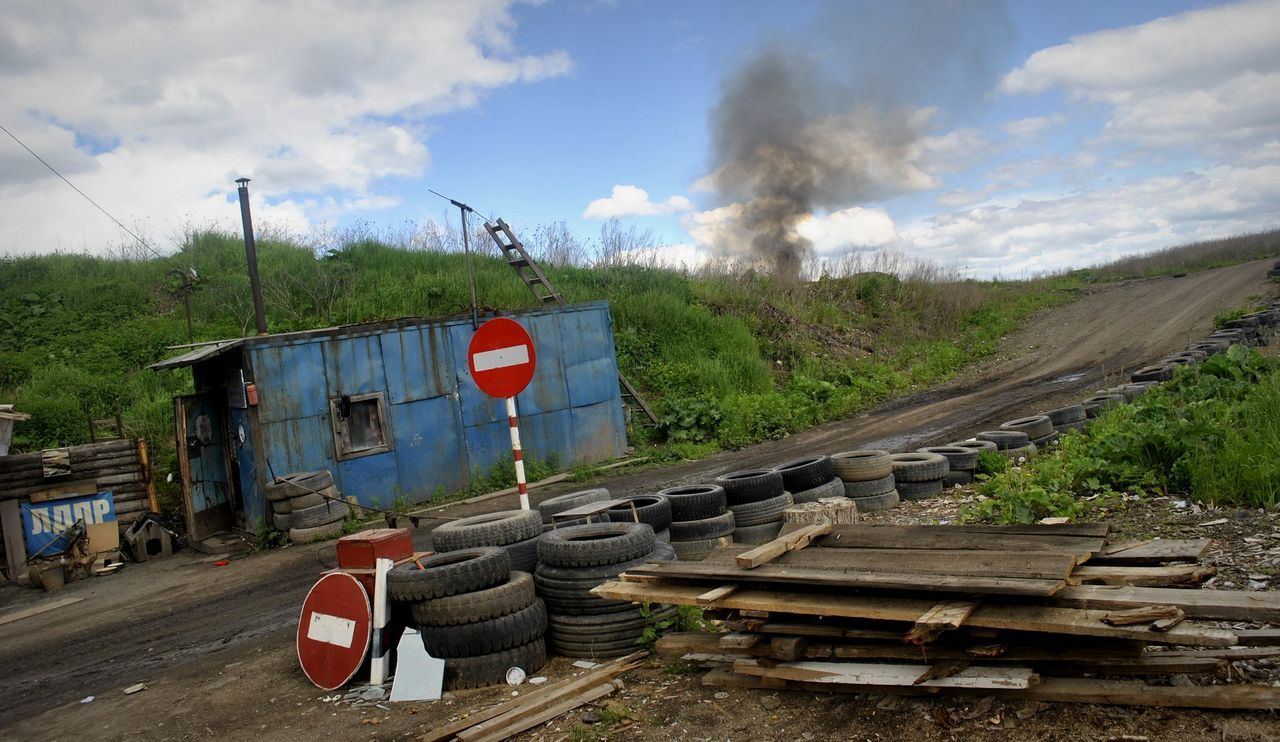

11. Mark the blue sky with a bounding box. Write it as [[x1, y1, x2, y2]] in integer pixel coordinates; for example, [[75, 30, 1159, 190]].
[[2, 1, 1278, 276]]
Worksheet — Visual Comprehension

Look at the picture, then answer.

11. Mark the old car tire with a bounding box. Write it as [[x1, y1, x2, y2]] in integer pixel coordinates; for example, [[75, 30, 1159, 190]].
[[442, 638, 547, 690], [659, 485, 726, 521], [387, 547, 511, 602], [889, 453, 948, 482], [714, 469, 785, 505], [410, 571, 536, 626], [537, 522, 655, 568], [830, 450, 893, 482], [432, 509, 544, 552]]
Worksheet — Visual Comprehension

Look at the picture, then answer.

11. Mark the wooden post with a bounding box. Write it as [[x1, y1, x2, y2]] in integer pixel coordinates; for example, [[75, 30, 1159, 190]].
[[136, 438, 159, 513]]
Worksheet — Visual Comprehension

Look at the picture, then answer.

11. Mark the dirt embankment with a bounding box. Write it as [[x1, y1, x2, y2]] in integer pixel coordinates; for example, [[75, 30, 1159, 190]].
[[0, 257, 1274, 741]]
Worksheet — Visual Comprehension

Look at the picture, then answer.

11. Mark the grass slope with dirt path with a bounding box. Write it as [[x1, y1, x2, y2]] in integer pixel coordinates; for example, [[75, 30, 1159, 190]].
[[5, 230, 1276, 521], [0, 257, 1275, 738], [2, 229, 1083, 509]]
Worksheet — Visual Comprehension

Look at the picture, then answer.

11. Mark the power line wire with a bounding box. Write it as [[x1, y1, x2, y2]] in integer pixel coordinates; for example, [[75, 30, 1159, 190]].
[[0, 121, 181, 271]]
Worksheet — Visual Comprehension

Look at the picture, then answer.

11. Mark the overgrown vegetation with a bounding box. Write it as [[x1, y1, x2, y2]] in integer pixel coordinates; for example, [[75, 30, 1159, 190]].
[[1074, 229, 1280, 282], [2, 224, 1274, 515], [965, 345, 1280, 523]]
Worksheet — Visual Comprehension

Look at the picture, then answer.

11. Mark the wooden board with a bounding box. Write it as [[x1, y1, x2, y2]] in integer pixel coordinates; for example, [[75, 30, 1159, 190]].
[[696, 585, 738, 605], [624, 561, 1065, 597], [592, 581, 1236, 646], [702, 545, 1080, 580], [1, 499, 28, 582], [703, 667, 1280, 709], [28, 478, 100, 503], [1093, 539, 1212, 564], [419, 652, 644, 742], [1069, 564, 1216, 587], [732, 658, 1036, 690], [461, 681, 620, 742], [1052, 585, 1280, 622], [816, 524, 1104, 556], [736, 523, 832, 568], [1235, 629, 1280, 646], [917, 523, 1110, 538], [906, 600, 979, 644], [0, 596, 84, 626]]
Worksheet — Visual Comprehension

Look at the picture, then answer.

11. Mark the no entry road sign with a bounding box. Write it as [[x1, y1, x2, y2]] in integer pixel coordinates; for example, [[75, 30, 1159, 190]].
[[297, 572, 372, 690], [468, 317, 537, 399]]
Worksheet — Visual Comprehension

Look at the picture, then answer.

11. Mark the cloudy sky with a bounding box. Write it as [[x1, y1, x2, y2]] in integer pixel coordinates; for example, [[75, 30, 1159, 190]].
[[2, 0, 1278, 276]]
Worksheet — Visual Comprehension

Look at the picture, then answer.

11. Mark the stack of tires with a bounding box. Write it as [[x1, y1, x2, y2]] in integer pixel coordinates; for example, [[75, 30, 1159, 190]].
[[830, 450, 898, 512], [1044, 404, 1088, 435], [975, 430, 1036, 462], [716, 469, 791, 545], [659, 485, 733, 561], [1220, 317, 1265, 346], [889, 452, 948, 501], [388, 547, 547, 690], [1001, 414, 1058, 450], [535, 522, 674, 658], [606, 495, 673, 542], [265, 470, 348, 544], [430, 510, 544, 572], [775, 455, 842, 503], [536, 488, 611, 527], [917, 446, 978, 487]]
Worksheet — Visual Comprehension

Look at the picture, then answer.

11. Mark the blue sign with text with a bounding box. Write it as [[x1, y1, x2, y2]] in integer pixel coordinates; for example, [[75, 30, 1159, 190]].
[[20, 491, 116, 558]]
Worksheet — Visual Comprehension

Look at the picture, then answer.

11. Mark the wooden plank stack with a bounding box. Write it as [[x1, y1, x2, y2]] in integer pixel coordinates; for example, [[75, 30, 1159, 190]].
[[593, 523, 1280, 710]]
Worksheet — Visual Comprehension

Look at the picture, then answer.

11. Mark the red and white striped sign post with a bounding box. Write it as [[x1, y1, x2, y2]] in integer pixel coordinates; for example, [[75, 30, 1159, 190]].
[[467, 318, 538, 510]]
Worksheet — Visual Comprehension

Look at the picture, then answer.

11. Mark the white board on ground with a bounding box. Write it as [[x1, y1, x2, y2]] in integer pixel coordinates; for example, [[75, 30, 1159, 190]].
[[390, 629, 445, 702]]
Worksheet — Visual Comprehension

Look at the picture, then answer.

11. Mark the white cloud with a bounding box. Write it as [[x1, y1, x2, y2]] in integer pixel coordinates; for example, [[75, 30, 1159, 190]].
[[681, 203, 899, 261], [0, 1, 571, 256], [581, 185, 694, 220], [1000, 115, 1062, 139], [1000, 0, 1280, 151], [901, 160, 1280, 277], [797, 208, 899, 255], [606, 242, 711, 271]]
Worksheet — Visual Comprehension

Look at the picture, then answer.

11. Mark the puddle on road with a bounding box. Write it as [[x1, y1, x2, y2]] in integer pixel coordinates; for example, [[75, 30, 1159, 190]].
[[1045, 372, 1085, 384]]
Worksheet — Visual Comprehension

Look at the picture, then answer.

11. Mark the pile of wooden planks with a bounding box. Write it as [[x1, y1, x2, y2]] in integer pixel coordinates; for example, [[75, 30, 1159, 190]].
[[593, 523, 1280, 710]]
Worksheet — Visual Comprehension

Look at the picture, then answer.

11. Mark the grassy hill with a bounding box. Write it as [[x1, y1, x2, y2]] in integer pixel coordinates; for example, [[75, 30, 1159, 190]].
[[2, 226, 1276, 505]]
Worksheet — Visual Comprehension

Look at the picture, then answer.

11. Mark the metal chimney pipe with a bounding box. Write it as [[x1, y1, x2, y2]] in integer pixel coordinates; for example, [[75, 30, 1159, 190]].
[[235, 177, 269, 336]]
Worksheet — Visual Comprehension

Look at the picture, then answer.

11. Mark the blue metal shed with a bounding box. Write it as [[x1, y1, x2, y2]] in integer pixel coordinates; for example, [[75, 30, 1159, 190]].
[[150, 302, 628, 544]]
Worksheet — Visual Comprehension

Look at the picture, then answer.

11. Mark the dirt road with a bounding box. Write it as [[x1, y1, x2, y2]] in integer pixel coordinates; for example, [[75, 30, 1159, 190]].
[[0, 258, 1273, 741]]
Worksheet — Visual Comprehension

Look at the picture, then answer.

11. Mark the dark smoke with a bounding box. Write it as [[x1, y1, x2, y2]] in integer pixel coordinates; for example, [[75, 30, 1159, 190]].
[[705, 1, 1013, 278]]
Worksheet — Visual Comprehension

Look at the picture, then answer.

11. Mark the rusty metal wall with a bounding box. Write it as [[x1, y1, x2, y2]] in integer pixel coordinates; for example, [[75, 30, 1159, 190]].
[[239, 301, 626, 521]]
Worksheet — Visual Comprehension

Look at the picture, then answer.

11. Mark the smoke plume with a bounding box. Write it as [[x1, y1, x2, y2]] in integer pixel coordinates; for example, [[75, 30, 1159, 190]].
[[703, 1, 1013, 278]]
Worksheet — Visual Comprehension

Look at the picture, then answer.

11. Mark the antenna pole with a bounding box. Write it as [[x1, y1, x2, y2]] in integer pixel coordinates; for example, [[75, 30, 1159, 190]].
[[429, 189, 480, 328]]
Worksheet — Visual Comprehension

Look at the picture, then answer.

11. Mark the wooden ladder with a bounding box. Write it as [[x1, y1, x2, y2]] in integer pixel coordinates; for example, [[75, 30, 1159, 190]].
[[484, 219, 658, 425]]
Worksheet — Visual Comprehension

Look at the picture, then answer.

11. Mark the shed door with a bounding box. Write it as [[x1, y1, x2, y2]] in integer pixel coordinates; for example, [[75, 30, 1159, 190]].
[[175, 392, 233, 543]]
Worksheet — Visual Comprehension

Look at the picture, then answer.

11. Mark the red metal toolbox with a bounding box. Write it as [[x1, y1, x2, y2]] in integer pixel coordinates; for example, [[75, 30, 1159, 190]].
[[336, 528, 414, 572]]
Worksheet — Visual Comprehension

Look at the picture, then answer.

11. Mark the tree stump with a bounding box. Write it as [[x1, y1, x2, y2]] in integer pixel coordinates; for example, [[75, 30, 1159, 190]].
[[782, 496, 859, 526]]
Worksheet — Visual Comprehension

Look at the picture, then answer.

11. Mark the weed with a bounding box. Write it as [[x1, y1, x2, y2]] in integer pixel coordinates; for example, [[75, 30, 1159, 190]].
[[251, 519, 287, 551], [636, 603, 716, 649], [975, 450, 1010, 478]]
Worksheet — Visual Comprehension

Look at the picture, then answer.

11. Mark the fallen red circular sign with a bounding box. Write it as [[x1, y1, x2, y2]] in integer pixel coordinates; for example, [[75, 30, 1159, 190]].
[[296, 572, 372, 690], [468, 317, 537, 398]]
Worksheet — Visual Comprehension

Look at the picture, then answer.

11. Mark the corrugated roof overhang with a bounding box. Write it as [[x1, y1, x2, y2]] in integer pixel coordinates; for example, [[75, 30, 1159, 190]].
[[148, 339, 244, 370]]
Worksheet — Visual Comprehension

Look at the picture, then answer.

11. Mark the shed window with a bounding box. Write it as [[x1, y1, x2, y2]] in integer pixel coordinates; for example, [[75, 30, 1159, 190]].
[[331, 392, 392, 460]]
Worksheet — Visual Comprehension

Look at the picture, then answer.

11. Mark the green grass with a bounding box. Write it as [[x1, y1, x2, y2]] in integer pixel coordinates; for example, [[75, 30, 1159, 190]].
[[965, 344, 1280, 523], [4, 226, 1274, 517]]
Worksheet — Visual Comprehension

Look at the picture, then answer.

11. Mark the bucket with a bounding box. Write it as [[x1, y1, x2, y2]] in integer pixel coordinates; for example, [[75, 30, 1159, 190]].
[[38, 564, 65, 592]]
